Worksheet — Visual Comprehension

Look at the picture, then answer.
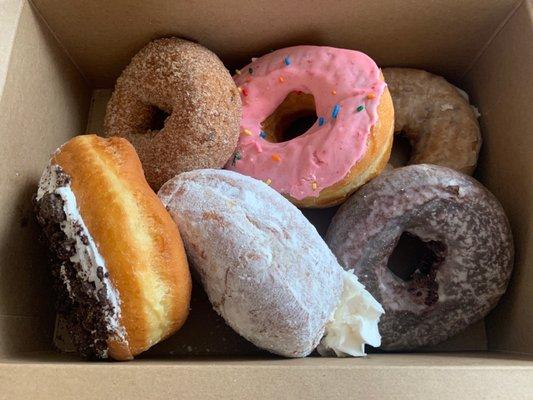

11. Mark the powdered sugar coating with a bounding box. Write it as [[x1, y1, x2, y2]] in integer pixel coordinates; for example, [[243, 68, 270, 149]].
[[327, 164, 513, 350], [104, 38, 241, 189], [159, 169, 344, 357]]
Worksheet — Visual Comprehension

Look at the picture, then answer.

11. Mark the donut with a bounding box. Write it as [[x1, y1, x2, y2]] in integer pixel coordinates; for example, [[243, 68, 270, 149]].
[[225, 46, 394, 208], [326, 164, 513, 350], [104, 37, 242, 190], [34, 135, 192, 360], [383, 68, 481, 174], [158, 169, 383, 357]]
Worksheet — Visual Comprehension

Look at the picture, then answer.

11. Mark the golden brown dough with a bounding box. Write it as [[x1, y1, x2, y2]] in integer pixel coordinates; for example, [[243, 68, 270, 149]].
[[35, 135, 192, 360], [104, 37, 242, 190]]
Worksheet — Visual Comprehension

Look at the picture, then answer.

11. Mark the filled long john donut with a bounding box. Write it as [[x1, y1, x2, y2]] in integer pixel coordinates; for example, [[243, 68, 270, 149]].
[[327, 164, 513, 350], [383, 68, 481, 174], [34, 135, 192, 360], [159, 169, 383, 357], [104, 37, 242, 190], [226, 46, 394, 207]]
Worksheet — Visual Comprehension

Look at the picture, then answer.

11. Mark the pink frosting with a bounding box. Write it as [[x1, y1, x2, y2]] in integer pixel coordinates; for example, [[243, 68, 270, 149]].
[[226, 46, 385, 200]]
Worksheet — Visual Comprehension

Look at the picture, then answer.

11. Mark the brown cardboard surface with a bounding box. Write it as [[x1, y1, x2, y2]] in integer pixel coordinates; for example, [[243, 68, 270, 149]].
[[0, 0, 23, 95], [465, 0, 533, 355], [0, 0, 89, 356], [32, 0, 519, 87], [0, 0, 532, 395], [0, 352, 532, 399]]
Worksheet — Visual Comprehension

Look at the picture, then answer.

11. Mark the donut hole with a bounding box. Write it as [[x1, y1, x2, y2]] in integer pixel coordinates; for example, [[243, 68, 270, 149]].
[[149, 106, 170, 131], [387, 232, 446, 306], [389, 133, 413, 167], [261, 92, 317, 143]]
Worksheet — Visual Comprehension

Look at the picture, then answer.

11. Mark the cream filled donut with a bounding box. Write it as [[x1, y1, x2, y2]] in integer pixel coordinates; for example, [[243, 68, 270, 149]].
[[226, 46, 394, 208]]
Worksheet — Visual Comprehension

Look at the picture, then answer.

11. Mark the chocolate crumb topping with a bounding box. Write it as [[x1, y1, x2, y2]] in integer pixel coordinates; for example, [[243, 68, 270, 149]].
[[34, 166, 117, 359]]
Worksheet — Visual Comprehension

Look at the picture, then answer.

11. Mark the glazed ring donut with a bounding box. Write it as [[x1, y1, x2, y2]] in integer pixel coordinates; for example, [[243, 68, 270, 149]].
[[104, 37, 241, 190], [383, 68, 481, 174], [226, 46, 394, 208], [159, 169, 383, 357], [327, 164, 513, 350], [34, 135, 192, 360]]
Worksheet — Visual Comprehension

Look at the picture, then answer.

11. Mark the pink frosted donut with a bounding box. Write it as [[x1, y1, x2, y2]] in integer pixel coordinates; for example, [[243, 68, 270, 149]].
[[225, 46, 394, 208]]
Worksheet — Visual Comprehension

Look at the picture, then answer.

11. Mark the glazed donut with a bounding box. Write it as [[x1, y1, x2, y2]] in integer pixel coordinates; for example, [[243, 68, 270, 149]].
[[226, 46, 394, 207], [34, 135, 192, 360], [383, 68, 481, 174], [326, 164, 513, 350], [104, 37, 241, 190], [159, 169, 383, 357]]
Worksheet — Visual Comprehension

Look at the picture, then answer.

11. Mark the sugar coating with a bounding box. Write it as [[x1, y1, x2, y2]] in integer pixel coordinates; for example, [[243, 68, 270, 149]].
[[104, 37, 242, 189], [327, 164, 514, 350], [383, 68, 481, 174], [158, 169, 345, 357]]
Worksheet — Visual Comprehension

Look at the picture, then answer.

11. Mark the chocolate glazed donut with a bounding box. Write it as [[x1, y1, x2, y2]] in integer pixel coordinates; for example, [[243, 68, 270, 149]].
[[326, 164, 513, 350]]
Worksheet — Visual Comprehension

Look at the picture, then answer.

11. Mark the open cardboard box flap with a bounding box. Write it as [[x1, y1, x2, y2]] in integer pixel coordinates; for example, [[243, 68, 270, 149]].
[[0, 0, 532, 398]]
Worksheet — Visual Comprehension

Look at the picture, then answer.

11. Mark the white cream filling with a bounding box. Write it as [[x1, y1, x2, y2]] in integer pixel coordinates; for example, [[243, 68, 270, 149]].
[[318, 271, 384, 357], [37, 164, 126, 344]]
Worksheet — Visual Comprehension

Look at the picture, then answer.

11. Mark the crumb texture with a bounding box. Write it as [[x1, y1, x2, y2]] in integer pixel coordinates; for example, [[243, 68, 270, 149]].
[[104, 37, 242, 189]]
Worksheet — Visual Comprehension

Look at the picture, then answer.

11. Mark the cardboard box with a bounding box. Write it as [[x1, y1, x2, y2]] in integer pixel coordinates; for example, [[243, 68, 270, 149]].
[[1, 0, 532, 398]]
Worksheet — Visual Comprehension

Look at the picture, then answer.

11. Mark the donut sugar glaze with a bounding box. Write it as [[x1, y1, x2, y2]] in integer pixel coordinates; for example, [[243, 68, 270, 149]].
[[104, 37, 241, 190], [226, 46, 394, 208], [383, 68, 481, 174], [158, 169, 384, 357], [326, 164, 513, 350]]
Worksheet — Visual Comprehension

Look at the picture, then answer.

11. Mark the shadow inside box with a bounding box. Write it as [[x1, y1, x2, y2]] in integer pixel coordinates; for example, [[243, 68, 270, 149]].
[[0, 180, 56, 356]]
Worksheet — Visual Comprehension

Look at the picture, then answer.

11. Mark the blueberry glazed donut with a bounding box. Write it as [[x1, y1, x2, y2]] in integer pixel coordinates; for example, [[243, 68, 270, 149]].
[[104, 38, 242, 190], [226, 46, 394, 207], [327, 164, 513, 350]]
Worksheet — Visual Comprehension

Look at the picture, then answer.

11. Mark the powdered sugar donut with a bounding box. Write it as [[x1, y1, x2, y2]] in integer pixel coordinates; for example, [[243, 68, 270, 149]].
[[327, 164, 513, 350], [226, 46, 394, 207], [159, 169, 383, 357]]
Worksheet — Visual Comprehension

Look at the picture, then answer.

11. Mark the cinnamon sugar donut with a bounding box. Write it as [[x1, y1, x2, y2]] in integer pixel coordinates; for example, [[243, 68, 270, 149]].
[[383, 68, 481, 174], [104, 38, 241, 189], [327, 164, 513, 350]]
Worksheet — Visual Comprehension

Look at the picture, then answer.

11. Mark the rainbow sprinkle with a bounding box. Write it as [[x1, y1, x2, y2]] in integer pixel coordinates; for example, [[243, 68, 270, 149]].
[[271, 154, 282, 162], [235, 69, 241, 75], [356, 105, 365, 112], [318, 117, 325, 126], [231, 151, 242, 166], [242, 129, 253, 136], [284, 56, 291, 66], [278, 76, 285, 83], [259, 131, 267, 139], [367, 92, 376, 99], [265, 178, 272, 185], [331, 90, 337, 95], [242, 88, 248, 96], [312, 181, 318, 190], [332, 104, 340, 119]]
